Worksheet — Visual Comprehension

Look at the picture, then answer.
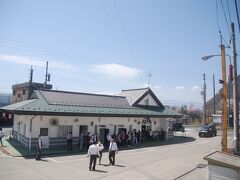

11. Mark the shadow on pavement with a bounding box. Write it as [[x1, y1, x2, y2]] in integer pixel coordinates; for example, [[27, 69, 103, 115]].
[[2, 136, 196, 159], [120, 136, 196, 152], [92, 169, 108, 173], [113, 164, 126, 168], [35, 159, 49, 162]]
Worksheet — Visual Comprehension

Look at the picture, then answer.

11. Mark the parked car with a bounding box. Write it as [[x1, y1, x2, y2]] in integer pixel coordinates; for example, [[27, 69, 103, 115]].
[[172, 122, 185, 132], [199, 124, 217, 137]]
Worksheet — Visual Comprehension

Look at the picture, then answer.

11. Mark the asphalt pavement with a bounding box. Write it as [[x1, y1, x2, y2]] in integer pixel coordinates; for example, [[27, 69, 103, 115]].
[[0, 127, 223, 180]]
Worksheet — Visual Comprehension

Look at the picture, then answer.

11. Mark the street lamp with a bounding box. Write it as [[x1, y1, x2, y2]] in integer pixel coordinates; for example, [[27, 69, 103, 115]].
[[202, 54, 232, 64], [202, 45, 228, 152], [202, 54, 233, 121]]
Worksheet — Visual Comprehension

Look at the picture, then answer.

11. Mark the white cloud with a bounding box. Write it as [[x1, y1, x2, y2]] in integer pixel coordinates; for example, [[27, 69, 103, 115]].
[[0, 54, 74, 70], [90, 63, 141, 80], [175, 85, 185, 90], [192, 86, 200, 90]]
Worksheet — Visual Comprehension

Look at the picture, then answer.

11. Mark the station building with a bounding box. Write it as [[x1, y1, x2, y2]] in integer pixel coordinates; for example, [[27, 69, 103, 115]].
[[0, 87, 181, 150]]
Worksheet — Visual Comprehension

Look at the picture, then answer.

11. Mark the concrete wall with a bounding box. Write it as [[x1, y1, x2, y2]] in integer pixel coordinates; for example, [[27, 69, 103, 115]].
[[13, 115, 168, 138]]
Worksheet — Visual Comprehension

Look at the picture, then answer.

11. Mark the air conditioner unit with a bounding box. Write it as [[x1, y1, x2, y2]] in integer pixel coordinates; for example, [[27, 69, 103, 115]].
[[50, 119, 58, 126]]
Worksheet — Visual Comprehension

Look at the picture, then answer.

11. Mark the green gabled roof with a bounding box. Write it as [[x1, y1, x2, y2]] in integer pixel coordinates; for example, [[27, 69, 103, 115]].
[[0, 90, 182, 118], [1, 99, 38, 111]]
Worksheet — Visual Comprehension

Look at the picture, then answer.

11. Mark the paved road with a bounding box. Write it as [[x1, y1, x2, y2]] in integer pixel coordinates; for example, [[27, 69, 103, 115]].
[[0, 128, 221, 180]]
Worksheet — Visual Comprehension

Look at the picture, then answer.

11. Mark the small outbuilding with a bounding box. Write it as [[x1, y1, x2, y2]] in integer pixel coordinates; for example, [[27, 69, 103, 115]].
[[0, 87, 181, 150], [204, 151, 240, 180]]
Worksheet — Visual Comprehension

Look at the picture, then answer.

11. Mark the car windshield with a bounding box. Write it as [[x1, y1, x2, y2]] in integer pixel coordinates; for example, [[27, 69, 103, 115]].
[[200, 125, 209, 131]]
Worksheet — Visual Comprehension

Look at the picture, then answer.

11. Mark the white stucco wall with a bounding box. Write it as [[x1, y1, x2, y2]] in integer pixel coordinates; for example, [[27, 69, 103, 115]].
[[208, 164, 239, 180], [13, 115, 168, 138], [138, 95, 159, 106]]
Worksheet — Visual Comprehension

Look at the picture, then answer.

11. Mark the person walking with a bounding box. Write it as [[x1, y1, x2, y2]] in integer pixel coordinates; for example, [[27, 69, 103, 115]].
[[35, 135, 42, 160], [108, 138, 118, 165], [97, 141, 104, 165], [86, 132, 90, 150], [0, 128, 4, 146], [87, 141, 99, 171], [66, 131, 73, 151], [78, 133, 84, 151]]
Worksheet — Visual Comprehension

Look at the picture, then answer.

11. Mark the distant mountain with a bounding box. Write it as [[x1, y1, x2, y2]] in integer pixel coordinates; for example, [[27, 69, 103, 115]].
[[0, 93, 11, 107], [206, 76, 240, 116]]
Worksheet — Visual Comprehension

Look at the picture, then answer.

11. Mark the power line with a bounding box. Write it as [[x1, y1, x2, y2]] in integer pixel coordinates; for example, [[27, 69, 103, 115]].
[[0, 37, 120, 65], [99, 0, 125, 60], [235, 0, 240, 33], [216, 0, 229, 45], [113, 0, 137, 68], [0, 38, 206, 79], [220, 0, 231, 36], [226, 0, 232, 23]]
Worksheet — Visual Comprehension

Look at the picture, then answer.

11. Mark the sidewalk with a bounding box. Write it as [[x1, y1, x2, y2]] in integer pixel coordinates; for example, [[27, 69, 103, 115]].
[[0, 138, 85, 157], [0, 135, 195, 158]]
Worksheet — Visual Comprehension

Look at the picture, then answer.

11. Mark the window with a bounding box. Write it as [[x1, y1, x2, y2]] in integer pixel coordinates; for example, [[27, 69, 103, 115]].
[[40, 128, 48, 136], [17, 94, 21, 98], [13, 90, 16, 96], [58, 125, 72, 137], [145, 98, 149, 105], [23, 89, 25, 95]]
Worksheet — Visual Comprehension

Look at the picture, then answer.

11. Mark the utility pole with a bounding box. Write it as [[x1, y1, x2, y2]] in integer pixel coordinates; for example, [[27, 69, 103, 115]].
[[221, 44, 228, 153], [231, 22, 239, 154], [213, 74, 216, 114], [202, 73, 206, 125]]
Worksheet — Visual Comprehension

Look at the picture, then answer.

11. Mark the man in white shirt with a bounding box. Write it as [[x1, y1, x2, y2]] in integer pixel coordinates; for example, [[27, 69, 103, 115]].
[[87, 141, 100, 171], [108, 138, 118, 165], [97, 142, 104, 165]]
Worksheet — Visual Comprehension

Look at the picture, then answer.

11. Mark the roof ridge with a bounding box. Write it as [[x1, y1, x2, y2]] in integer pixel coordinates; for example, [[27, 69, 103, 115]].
[[39, 89, 126, 98], [122, 87, 149, 92]]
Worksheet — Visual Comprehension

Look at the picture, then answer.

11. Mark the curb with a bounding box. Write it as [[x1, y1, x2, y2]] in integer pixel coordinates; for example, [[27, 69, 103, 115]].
[[0, 146, 13, 156]]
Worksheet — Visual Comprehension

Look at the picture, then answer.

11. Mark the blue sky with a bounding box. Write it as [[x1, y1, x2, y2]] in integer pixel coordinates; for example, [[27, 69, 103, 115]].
[[0, 0, 239, 108]]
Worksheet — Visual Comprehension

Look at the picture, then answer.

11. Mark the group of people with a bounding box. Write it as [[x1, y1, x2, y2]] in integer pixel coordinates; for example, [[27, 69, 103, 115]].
[[66, 132, 100, 152], [66, 128, 155, 153], [87, 138, 118, 171], [108, 129, 153, 147]]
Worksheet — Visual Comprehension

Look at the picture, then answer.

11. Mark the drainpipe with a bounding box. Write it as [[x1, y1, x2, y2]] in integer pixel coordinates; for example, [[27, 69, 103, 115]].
[[29, 115, 37, 150]]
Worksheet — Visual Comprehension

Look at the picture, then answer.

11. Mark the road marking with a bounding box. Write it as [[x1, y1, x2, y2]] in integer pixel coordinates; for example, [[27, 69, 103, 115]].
[[47, 156, 88, 163]]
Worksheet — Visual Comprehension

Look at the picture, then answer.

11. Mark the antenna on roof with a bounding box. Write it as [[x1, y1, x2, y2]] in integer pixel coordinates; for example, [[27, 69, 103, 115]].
[[146, 72, 152, 88], [29, 66, 33, 84], [28, 66, 33, 99], [44, 61, 51, 89]]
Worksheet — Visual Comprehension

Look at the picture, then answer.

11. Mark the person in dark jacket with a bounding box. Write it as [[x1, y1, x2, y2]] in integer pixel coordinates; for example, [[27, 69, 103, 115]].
[[35, 135, 42, 160]]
